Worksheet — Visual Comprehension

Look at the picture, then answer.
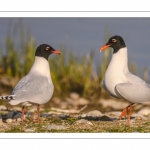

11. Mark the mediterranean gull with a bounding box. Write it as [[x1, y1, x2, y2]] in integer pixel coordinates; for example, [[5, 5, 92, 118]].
[[0, 44, 61, 124], [100, 35, 150, 124]]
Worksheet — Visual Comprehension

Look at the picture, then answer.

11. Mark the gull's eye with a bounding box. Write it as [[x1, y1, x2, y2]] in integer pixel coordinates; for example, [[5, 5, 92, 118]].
[[112, 39, 117, 43], [46, 47, 50, 50]]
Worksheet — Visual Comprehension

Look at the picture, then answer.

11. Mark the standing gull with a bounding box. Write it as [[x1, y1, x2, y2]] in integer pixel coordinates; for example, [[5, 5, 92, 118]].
[[0, 44, 61, 124], [100, 35, 150, 124]]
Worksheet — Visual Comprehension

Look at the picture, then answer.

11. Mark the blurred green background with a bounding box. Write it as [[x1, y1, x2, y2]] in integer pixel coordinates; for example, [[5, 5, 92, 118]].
[[0, 18, 149, 108]]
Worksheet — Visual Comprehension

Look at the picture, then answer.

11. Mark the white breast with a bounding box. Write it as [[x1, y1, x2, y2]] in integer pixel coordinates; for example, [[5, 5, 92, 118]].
[[104, 47, 129, 97], [29, 56, 51, 78]]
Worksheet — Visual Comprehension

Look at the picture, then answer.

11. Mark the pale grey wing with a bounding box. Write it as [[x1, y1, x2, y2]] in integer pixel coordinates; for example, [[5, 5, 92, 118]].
[[102, 80, 120, 99], [125, 72, 150, 88], [115, 82, 150, 104], [11, 74, 54, 105], [11, 75, 29, 95]]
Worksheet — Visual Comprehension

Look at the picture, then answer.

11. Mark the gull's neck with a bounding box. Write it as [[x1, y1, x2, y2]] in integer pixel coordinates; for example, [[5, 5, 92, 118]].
[[29, 56, 51, 77], [104, 47, 129, 97], [109, 47, 129, 73]]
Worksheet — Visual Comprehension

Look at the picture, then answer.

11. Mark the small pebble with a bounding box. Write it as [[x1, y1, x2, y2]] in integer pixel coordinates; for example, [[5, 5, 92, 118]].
[[86, 110, 102, 117], [137, 107, 150, 116], [75, 119, 93, 126], [69, 92, 80, 100], [17, 118, 22, 122], [25, 128, 35, 133], [0, 105, 7, 111], [78, 98, 89, 105], [6, 119, 13, 124], [80, 114, 86, 118], [47, 124, 66, 130], [12, 119, 16, 123]]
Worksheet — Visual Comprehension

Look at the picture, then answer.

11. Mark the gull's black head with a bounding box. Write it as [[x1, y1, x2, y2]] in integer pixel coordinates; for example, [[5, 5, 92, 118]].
[[100, 35, 126, 53], [35, 44, 61, 60]]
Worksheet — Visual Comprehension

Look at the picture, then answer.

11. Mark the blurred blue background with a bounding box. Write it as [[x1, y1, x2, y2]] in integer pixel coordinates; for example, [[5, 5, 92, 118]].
[[0, 17, 150, 77]]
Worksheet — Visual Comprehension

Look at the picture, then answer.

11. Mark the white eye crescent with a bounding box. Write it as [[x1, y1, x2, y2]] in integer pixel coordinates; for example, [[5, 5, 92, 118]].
[[112, 39, 117, 42], [46, 47, 50, 50]]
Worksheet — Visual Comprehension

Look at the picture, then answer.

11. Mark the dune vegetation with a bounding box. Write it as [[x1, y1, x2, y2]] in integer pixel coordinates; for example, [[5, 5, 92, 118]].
[[1, 21, 148, 101]]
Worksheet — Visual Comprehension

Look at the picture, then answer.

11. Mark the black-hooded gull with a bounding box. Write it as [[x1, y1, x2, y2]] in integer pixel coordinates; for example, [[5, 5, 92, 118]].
[[100, 35, 150, 124], [0, 44, 61, 124]]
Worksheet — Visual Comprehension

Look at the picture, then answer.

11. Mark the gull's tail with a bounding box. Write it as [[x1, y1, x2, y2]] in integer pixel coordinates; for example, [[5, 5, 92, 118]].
[[0, 95, 15, 100]]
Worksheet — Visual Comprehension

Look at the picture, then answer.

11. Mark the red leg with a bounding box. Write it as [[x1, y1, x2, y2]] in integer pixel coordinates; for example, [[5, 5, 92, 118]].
[[127, 104, 133, 124], [119, 103, 134, 120], [37, 105, 40, 123], [119, 107, 127, 119], [22, 106, 25, 124]]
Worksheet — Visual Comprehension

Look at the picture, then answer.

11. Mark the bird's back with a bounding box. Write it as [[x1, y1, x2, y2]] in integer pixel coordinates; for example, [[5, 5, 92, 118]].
[[9, 73, 54, 105], [115, 71, 150, 103]]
